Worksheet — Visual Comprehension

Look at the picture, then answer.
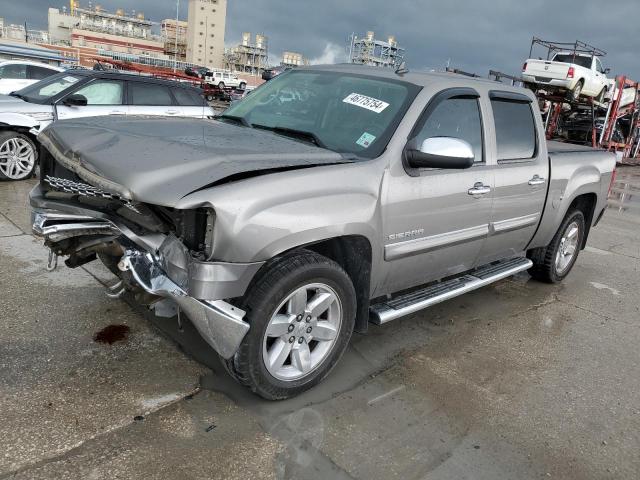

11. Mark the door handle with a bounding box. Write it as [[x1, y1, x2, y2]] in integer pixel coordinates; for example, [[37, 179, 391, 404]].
[[165, 109, 180, 115], [468, 182, 491, 196], [528, 175, 546, 186], [109, 110, 126, 115]]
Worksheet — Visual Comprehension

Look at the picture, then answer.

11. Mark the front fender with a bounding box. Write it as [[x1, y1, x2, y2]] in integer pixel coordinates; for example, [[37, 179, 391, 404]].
[[0, 113, 40, 130]]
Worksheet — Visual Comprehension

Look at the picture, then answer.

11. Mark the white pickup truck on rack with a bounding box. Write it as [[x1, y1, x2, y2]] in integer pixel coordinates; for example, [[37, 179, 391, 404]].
[[522, 52, 611, 102]]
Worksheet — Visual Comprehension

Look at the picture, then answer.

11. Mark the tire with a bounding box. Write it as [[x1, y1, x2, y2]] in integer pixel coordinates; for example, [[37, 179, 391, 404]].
[[596, 87, 607, 103], [570, 81, 584, 101], [239, 82, 246, 90], [226, 249, 356, 400], [0, 131, 37, 181], [527, 209, 585, 283], [205, 94, 214, 102], [218, 82, 225, 89]]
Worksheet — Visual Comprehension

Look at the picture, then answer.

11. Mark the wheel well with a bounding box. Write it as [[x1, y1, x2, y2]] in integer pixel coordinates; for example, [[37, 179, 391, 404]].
[[568, 193, 597, 249], [0, 125, 39, 148], [303, 235, 372, 334]]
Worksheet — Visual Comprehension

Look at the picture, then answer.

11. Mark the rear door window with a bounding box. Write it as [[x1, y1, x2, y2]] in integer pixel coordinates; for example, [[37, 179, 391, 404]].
[[172, 88, 205, 106], [491, 99, 536, 161], [129, 82, 173, 106]]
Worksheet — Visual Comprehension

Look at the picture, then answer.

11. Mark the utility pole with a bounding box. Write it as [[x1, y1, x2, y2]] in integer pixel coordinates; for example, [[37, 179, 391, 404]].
[[24, 21, 28, 43], [173, 0, 180, 73]]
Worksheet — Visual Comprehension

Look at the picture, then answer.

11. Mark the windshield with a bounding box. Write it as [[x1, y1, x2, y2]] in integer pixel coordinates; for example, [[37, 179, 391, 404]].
[[14, 73, 83, 104], [553, 54, 593, 69], [222, 70, 419, 158]]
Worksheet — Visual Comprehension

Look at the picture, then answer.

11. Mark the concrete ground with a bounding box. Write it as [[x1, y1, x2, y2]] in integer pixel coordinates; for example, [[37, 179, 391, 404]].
[[1, 168, 639, 479]]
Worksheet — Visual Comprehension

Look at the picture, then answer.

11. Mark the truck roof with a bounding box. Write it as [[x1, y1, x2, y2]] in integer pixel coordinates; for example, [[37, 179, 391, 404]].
[[300, 63, 528, 94]]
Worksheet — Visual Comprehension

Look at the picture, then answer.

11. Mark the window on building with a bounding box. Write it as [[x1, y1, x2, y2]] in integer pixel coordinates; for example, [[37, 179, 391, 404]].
[[129, 82, 173, 106]]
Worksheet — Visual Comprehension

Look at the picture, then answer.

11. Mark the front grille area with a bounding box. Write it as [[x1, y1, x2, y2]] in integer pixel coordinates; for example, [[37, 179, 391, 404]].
[[44, 175, 141, 214]]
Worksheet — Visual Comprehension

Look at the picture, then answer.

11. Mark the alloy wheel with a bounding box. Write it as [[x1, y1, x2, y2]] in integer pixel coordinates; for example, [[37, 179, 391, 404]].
[[0, 137, 35, 180], [262, 283, 342, 381], [555, 221, 580, 274]]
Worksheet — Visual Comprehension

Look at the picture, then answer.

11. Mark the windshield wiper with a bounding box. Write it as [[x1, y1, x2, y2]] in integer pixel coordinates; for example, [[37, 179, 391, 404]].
[[216, 113, 251, 127], [9, 92, 26, 100], [252, 124, 327, 149]]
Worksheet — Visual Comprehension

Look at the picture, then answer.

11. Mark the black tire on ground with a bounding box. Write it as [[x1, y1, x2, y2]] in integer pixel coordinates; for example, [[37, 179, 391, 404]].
[[218, 82, 225, 89], [226, 249, 356, 400], [0, 131, 38, 181], [527, 209, 585, 283], [205, 94, 214, 102]]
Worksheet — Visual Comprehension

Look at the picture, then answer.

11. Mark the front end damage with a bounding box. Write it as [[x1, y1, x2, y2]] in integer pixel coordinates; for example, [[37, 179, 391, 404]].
[[30, 159, 263, 359]]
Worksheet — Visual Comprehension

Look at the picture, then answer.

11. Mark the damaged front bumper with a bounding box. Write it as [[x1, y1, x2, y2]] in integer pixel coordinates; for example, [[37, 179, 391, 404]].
[[30, 185, 261, 359]]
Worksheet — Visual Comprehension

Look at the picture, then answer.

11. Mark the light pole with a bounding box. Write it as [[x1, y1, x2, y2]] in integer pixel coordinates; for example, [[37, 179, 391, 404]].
[[173, 0, 180, 73]]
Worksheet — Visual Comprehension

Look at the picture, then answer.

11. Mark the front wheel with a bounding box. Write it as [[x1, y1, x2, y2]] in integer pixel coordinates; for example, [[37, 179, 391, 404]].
[[570, 81, 584, 101], [0, 131, 37, 181], [239, 82, 246, 90], [527, 209, 585, 283], [227, 250, 356, 400], [217, 81, 225, 89]]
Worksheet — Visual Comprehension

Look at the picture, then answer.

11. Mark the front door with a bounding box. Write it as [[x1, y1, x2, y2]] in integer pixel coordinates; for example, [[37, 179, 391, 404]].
[[379, 88, 494, 295], [56, 79, 127, 120], [476, 91, 549, 265]]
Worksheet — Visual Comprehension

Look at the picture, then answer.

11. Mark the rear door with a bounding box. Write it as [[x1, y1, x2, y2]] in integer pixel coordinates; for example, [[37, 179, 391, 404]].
[[56, 78, 127, 120], [476, 91, 549, 265], [381, 88, 494, 294], [128, 81, 183, 117]]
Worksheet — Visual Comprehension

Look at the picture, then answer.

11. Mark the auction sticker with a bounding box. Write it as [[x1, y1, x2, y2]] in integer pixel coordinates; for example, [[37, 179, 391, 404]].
[[343, 93, 389, 113], [356, 132, 376, 148]]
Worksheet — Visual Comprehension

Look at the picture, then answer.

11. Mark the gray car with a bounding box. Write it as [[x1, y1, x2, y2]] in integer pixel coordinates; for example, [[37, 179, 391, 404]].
[[30, 65, 616, 399]]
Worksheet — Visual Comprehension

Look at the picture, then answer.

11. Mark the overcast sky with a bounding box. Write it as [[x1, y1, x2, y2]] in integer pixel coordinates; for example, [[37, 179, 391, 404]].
[[3, 0, 639, 78]]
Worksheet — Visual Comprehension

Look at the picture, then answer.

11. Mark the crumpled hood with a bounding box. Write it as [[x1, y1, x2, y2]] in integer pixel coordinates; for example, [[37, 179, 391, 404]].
[[39, 115, 348, 206]]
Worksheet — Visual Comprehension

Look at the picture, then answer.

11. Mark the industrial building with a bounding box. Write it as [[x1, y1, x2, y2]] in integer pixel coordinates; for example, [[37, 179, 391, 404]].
[[224, 32, 268, 75], [281, 51, 308, 68], [185, 0, 227, 69], [162, 18, 188, 62], [349, 31, 405, 69]]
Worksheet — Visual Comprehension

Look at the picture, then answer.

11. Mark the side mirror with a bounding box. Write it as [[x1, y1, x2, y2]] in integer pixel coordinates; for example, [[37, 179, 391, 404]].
[[604, 68, 611, 74], [62, 94, 88, 107], [406, 137, 475, 169]]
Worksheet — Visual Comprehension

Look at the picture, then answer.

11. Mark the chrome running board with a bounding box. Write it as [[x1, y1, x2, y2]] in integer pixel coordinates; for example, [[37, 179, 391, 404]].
[[370, 257, 532, 325]]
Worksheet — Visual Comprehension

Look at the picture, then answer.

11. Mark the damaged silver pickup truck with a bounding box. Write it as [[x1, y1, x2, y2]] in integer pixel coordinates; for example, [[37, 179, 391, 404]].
[[30, 65, 616, 399]]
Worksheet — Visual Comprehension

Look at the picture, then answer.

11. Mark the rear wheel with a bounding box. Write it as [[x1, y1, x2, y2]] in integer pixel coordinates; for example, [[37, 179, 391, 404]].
[[527, 209, 585, 283], [0, 131, 37, 181], [239, 82, 246, 90], [570, 81, 584, 101], [226, 250, 356, 400], [218, 81, 225, 89], [596, 87, 607, 103]]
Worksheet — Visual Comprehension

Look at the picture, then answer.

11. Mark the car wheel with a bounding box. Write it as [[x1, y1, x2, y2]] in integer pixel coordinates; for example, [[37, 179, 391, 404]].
[[0, 131, 37, 181], [596, 87, 607, 103], [205, 94, 214, 102], [570, 81, 584, 101], [218, 82, 225, 89], [239, 82, 246, 90], [226, 249, 356, 400], [527, 209, 585, 283]]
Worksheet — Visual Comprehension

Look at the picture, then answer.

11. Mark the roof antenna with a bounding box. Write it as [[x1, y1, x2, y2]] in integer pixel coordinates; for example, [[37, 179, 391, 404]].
[[395, 61, 409, 76]]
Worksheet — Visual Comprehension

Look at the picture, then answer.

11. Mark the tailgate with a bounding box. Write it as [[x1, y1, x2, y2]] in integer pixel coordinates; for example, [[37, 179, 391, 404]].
[[525, 60, 569, 80]]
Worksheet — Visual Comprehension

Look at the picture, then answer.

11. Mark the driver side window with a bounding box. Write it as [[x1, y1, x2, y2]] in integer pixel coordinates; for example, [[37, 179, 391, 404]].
[[415, 97, 484, 163], [72, 80, 124, 105]]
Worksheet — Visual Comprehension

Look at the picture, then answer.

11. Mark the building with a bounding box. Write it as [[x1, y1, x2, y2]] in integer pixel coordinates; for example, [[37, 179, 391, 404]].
[[161, 18, 188, 61], [0, 42, 70, 65], [186, 0, 227, 68], [224, 32, 268, 75], [281, 51, 308, 68], [349, 31, 405, 69], [1, 18, 50, 43]]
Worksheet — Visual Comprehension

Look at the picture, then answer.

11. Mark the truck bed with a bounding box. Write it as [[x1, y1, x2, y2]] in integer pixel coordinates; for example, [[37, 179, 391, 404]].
[[547, 140, 603, 154]]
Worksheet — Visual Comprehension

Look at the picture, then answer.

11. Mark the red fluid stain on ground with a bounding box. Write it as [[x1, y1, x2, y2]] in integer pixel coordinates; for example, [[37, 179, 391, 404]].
[[93, 324, 130, 344]]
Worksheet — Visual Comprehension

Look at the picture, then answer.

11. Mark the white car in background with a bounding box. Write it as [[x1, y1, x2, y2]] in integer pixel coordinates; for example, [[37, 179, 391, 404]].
[[0, 70, 214, 181], [522, 52, 612, 101], [0, 61, 63, 95], [204, 70, 247, 90]]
